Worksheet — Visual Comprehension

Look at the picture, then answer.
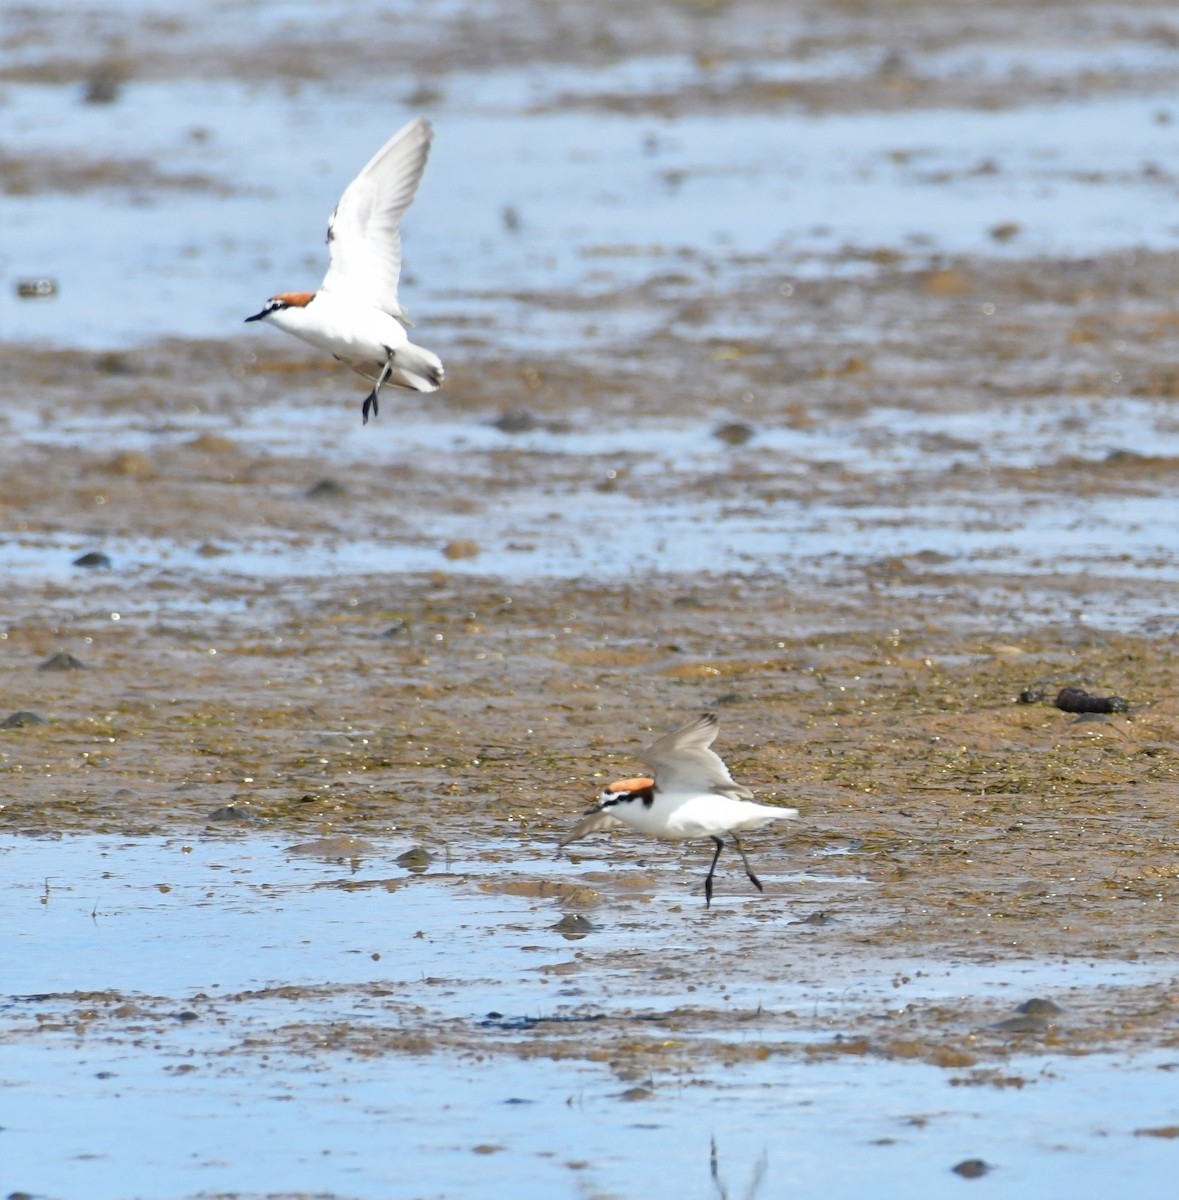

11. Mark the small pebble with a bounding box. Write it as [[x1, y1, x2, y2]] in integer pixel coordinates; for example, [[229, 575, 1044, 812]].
[[713, 421, 756, 445], [1055, 686, 1129, 714], [442, 539, 480, 560], [552, 913, 594, 940], [93, 352, 132, 375], [797, 910, 836, 926], [103, 450, 154, 478], [15, 278, 57, 299], [952, 1159, 991, 1179], [83, 63, 125, 104], [993, 1014, 1049, 1033], [73, 551, 112, 569], [492, 409, 541, 434], [396, 847, 434, 872], [287, 834, 371, 858], [1017, 998, 1062, 1015], [304, 479, 347, 499], [207, 804, 257, 823], [2, 711, 47, 728], [1016, 687, 1046, 704], [1135, 1124, 1179, 1139], [38, 652, 88, 671]]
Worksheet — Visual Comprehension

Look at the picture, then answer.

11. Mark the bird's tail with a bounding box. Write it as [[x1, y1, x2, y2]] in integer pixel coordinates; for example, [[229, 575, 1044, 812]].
[[757, 804, 800, 822], [395, 340, 444, 393]]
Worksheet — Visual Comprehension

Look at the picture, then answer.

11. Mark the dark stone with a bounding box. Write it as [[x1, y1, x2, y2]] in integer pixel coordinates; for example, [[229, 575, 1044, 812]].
[[72, 551, 112, 569], [713, 421, 756, 445], [951, 1159, 991, 1179], [396, 847, 434, 871], [304, 479, 348, 499], [38, 652, 88, 671], [493, 409, 542, 434], [1055, 686, 1129, 714], [15, 278, 57, 298], [207, 805, 258, 823], [2, 711, 47, 728], [1017, 997, 1062, 1015]]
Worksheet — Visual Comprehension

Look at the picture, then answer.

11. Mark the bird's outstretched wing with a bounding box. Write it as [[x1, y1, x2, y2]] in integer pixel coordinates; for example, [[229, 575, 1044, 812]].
[[319, 117, 433, 320], [557, 809, 624, 850], [638, 712, 754, 801]]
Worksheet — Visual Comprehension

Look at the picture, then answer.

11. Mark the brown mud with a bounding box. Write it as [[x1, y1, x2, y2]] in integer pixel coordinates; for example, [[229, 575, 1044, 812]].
[[3, 0, 1179, 1079], [5, 253, 1179, 1071]]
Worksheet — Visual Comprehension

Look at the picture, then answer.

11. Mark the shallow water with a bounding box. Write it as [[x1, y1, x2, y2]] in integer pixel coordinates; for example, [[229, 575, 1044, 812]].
[[9, 1039, 1179, 1199], [4, 834, 1179, 1199], [4, 77, 1179, 349], [3, 391, 1179, 633]]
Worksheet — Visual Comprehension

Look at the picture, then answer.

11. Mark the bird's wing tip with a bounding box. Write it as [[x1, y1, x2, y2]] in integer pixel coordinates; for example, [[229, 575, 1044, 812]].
[[558, 810, 619, 848]]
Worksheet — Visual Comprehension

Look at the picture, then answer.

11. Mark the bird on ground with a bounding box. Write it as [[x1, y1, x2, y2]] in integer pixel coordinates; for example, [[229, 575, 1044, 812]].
[[559, 712, 799, 906], [245, 116, 443, 423]]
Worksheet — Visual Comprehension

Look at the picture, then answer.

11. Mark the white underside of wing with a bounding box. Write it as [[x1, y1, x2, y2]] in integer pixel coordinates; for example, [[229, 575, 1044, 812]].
[[319, 117, 433, 318], [333, 355, 418, 390]]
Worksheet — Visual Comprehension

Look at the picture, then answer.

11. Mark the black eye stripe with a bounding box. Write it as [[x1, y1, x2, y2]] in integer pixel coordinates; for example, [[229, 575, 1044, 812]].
[[601, 785, 655, 810]]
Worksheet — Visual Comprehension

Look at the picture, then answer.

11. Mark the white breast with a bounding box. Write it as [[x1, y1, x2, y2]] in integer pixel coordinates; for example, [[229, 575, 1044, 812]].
[[612, 791, 797, 840], [268, 293, 409, 361]]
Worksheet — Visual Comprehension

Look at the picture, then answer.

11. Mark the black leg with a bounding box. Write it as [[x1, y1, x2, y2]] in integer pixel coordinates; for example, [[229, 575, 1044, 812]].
[[361, 356, 395, 424], [704, 836, 724, 907], [731, 833, 763, 894]]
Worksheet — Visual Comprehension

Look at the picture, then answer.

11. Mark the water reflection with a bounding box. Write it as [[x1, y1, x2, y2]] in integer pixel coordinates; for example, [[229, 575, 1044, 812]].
[[711, 1137, 768, 1200]]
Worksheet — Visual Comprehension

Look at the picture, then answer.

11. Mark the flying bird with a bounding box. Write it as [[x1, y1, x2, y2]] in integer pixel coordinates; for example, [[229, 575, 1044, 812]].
[[246, 117, 443, 423]]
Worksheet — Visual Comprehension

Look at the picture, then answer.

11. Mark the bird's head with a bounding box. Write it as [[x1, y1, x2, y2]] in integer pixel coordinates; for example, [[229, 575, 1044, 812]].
[[244, 291, 314, 323], [598, 776, 655, 807]]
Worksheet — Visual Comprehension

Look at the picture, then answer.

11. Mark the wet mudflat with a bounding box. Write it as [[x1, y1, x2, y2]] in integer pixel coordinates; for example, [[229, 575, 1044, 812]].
[[5, 834, 1179, 1199], [4, 0, 1179, 1196]]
